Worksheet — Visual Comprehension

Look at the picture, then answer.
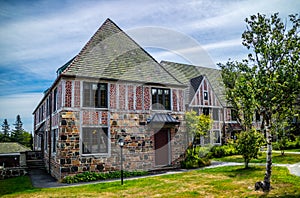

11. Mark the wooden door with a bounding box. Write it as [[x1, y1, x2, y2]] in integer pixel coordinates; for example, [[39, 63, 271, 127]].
[[154, 129, 170, 166]]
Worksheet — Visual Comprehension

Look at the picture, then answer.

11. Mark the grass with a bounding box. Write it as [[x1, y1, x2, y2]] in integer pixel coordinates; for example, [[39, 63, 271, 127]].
[[213, 152, 300, 164], [274, 148, 300, 153], [0, 176, 37, 196], [2, 166, 300, 197]]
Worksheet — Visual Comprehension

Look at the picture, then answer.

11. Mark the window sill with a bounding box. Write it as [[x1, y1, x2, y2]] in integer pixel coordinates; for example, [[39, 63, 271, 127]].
[[81, 153, 109, 157]]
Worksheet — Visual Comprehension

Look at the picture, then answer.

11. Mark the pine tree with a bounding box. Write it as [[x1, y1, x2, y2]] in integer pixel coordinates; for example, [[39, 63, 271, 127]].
[[1, 119, 11, 142], [11, 115, 24, 143]]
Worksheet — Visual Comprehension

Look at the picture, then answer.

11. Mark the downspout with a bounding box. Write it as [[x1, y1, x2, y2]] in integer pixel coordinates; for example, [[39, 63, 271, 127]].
[[48, 93, 52, 174]]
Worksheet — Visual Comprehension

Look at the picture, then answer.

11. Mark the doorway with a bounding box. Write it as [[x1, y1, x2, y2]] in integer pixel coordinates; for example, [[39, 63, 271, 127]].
[[154, 129, 171, 166]]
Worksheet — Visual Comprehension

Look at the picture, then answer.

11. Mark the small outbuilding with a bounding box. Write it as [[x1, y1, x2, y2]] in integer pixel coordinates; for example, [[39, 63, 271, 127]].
[[0, 142, 31, 168]]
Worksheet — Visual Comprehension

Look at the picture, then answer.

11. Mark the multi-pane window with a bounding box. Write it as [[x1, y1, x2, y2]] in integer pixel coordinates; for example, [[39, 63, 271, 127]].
[[231, 109, 238, 121], [82, 127, 108, 154], [83, 82, 108, 108], [53, 88, 57, 111], [203, 108, 209, 116], [213, 130, 221, 144], [213, 109, 219, 120], [52, 129, 57, 153], [151, 88, 171, 110]]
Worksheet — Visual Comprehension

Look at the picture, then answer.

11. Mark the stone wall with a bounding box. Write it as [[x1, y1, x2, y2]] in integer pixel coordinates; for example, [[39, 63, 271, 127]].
[[0, 167, 28, 180]]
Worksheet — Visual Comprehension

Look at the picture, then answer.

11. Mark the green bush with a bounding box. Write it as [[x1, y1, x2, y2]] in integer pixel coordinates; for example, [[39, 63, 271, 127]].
[[273, 136, 300, 150], [181, 146, 211, 169], [61, 170, 148, 184], [209, 144, 238, 158]]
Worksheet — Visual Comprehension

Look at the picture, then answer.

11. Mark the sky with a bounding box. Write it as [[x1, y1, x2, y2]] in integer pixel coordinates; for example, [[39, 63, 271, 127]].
[[0, 0, 299, 132]]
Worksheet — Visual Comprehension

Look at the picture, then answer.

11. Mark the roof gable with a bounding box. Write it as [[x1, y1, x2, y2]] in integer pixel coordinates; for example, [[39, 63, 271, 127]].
[[190, 76, 222, 107], [160, 61, 226, 106], [61, 19, 182, 86]]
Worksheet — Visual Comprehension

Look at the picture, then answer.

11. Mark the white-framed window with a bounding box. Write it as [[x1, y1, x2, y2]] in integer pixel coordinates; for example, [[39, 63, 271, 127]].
[[151, 88, 171, 110], [204, 91, 208, 100], [52, 129, 58, 153], [213, 130, 221, 144], [83, 82, 108, 108], [82, 127, 109, 154], [213, 109, 219, 121]]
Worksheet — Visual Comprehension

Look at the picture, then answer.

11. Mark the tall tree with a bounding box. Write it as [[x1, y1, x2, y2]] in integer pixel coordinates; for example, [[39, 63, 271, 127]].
[[219, 13, 300, 192], [1, 119, 11, 142], [11, 115, 24, 143]]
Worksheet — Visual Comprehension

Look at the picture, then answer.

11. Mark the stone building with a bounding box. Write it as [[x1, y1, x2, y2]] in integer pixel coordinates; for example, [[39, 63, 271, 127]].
[[33, 19, 187, 180]]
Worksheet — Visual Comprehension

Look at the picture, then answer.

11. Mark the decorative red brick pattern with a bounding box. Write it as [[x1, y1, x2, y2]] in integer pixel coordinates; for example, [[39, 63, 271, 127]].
[[92, 112, 99, 125], [110, 84, 117, 109], [178, 90, 184, 111], [119, 84, 126, 110], [136, 86, 143, 110], [172, 90, 178, 111], [82, 111, 91, 125], [57, 83, 62, 110], [128, 85, 134, 110], [101, 111, 108, 125], [143, 87, 150, 110], [65, 81, 72, 107], [74, 81, 80, 108]]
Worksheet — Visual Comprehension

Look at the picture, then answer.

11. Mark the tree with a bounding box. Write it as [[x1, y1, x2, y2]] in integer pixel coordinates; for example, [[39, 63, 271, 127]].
[[182, 110, 212, 168], [235, 129, 264, 168], [185, 110, 212, 147], [219, 13, 300, 192], [11, 115, 24, 143], [1, 119, 11, 142]]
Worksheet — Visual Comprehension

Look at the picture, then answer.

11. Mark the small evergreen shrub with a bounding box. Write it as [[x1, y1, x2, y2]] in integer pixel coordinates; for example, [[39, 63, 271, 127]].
[[61, 170, 148, 184]]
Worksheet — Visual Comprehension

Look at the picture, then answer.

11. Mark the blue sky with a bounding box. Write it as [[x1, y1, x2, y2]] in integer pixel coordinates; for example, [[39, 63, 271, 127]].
[[0, 0, 299, 132]]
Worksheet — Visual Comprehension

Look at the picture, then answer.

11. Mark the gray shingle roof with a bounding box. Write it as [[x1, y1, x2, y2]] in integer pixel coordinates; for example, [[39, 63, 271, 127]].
[[61, 19, 183, 87], [0, 142, 31, 154], [160, 61, 226, 106], [147, 113, 180, 124]]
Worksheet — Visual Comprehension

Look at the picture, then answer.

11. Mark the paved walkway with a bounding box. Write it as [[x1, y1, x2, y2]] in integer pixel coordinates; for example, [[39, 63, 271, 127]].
[[28, 151, 300, 188]]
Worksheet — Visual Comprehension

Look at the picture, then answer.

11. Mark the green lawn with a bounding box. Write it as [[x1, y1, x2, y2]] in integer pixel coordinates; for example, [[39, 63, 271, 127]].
[[274, 148, 300, 153], [213, 152, 300, 164], [2, 166, 300, 197]]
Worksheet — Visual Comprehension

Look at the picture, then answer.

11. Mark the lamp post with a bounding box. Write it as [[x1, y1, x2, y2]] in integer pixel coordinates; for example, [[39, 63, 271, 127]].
[[118, 137, 124, 185]]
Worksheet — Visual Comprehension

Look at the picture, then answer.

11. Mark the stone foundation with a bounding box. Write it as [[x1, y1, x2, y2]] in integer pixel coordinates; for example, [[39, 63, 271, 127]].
[[0, 167, 28, 179]]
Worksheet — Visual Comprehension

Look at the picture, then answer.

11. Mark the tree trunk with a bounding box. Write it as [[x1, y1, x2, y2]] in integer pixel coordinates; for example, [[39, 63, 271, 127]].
[[255, 126, 272, 192], [263, 126, 272, 191]]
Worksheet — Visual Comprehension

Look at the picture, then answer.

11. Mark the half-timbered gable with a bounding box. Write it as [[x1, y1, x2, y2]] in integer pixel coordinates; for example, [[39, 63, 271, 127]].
[[161, 61, 230, 145]]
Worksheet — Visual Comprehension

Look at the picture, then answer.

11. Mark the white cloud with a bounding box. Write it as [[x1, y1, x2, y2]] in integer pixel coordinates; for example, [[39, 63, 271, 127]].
[[0, 93, 43, 131]]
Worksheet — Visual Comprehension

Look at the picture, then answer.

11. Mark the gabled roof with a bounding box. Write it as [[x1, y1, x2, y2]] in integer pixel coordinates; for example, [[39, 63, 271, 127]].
[[0, 142, 31, 154], [189, 75, 203, 103], [160, 61, 226, 106], [60, 19, 183, 87]]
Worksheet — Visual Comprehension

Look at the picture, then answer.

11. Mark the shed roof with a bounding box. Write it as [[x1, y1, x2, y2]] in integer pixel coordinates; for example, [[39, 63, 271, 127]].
[[0, 142, 31, 154]]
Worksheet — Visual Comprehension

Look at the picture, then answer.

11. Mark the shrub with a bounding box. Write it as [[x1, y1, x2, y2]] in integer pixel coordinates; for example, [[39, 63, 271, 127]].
[[209, 143, 238, 158], [61, 170, 148, 184], [181, 146, 211, 169]]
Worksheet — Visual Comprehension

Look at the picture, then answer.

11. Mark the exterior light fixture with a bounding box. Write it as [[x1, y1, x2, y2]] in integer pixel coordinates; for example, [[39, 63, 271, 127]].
[[118, 137, 124, 185]]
